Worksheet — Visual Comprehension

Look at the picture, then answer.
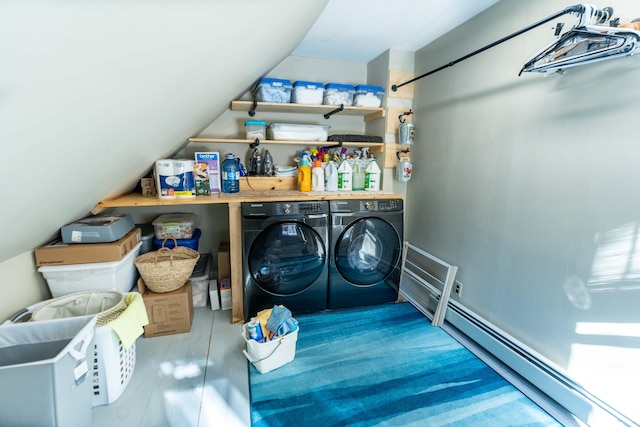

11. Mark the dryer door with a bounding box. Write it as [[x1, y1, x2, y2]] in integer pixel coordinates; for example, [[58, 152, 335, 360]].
[[334, 217, 401, 286], [248, 221, 326, 296]]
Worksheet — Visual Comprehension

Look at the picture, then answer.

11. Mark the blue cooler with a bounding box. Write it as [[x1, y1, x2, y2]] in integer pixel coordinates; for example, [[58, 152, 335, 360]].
[[153, 228, 201, 251]]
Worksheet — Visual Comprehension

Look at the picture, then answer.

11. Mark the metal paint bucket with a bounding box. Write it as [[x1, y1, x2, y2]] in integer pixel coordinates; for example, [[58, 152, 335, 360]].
[[396, 161, 413, 182], [398, 123, 416, 145]]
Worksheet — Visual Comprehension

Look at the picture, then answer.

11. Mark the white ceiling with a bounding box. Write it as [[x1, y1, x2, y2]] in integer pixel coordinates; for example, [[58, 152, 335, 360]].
[[292, 0, 501, 63]]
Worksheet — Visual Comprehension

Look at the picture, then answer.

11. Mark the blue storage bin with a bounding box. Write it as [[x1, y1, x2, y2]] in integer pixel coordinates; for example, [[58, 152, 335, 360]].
[[153, 228, 201, 251]]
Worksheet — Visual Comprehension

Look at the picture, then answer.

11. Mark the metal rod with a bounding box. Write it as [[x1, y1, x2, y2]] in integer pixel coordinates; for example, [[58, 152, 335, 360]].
[[324, 104, 344, 119], [391, 4, 585, 91]]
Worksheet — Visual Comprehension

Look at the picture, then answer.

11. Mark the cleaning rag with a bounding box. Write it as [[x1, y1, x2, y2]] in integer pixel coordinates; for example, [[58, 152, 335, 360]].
[[106, 292, 149, 347], [266, 305, 297, 337]]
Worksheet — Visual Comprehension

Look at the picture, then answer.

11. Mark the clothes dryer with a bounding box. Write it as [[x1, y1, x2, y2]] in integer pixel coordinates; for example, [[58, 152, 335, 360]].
[[242, 201, 329, 321], [328, 199, 403, 309]]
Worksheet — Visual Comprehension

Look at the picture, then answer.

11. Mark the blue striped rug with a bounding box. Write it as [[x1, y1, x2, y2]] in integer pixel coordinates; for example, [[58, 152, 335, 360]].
[[249, 302, 561, 427]]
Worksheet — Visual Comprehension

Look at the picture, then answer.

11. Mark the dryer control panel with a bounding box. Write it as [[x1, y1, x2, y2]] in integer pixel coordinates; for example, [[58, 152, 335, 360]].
[[361, 199, 403, 212]]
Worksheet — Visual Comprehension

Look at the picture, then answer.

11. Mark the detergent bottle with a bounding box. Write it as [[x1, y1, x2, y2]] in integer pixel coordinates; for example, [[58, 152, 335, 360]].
[[298, 156, 311, 192], [311, 159, 325, 191], [364, 157, 381, 191], [325, 160, 338, 191], [337, 156, 352, 191]]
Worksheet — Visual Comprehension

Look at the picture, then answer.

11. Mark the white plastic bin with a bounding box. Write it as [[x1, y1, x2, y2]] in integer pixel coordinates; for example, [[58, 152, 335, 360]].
[[0, 315, 96, 427], [38, 241, 143, 297], [268, 123, 330, 142], [241, 321, 298, 374], [90, 324, 136, 406]]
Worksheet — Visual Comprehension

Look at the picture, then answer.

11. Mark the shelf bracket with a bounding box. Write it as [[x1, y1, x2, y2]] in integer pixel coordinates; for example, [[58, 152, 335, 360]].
[[248, 99, 258, 117], [250, 137, 260, 148], [324, 104, 344, 120]]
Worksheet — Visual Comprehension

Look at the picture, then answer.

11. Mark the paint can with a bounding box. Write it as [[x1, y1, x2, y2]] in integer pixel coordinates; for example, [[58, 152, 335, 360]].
[[396, 161, 413, 182], [398, 123, 416, 145]]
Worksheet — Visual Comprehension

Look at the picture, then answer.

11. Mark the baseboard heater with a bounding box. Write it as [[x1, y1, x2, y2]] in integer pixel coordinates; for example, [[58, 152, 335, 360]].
[[399, 242, 636, 427]]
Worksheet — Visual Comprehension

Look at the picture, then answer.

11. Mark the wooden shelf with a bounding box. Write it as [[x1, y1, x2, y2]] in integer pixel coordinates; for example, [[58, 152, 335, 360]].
[[92, 189, 401, 213], [187, 137, 385, 152], [230, 101, 385, 122]]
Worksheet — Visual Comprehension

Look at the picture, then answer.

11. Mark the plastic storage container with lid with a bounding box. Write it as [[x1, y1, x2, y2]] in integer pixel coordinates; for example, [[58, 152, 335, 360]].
[[255, 78, 292, 103], [153, 228, 201, 251], [353, 85, 385, 107], [323, 83, 355, 106], [268, 123, 330, 141], [190, 253, 211, 308], [292, 81, 324, 105], [245, 120, 267, 140], [152, 213, 197, 239]]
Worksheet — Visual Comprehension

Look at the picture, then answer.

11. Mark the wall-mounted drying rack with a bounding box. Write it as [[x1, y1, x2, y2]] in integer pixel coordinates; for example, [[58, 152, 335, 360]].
[[391, 3, 631, 91]]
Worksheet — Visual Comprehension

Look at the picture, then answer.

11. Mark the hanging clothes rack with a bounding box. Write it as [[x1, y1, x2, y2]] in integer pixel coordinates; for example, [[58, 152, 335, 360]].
[[391, 4, 629, 91]]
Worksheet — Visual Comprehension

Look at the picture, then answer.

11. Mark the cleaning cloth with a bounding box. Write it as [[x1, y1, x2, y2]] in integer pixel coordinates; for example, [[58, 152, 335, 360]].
[[266, 305, 297, 337], [106, 292, 149, 347]]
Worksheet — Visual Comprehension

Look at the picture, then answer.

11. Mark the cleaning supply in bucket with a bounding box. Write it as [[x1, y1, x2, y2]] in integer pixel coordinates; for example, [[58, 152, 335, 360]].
[[247, 318, 264, 342]]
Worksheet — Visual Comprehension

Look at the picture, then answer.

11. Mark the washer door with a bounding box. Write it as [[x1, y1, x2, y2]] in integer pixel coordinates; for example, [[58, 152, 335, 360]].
[[248, 221, 326, 296], [334, 217, 401, 286]]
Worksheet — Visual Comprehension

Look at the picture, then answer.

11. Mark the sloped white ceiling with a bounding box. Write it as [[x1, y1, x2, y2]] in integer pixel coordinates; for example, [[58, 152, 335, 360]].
[[0, 0, 328, 262]]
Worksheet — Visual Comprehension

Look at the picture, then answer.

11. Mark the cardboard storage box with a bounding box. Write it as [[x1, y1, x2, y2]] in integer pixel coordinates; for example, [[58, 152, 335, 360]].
[[61, 213, 135, 243], [217, 242, 231, 310], [138, 278, 193, 338], [35, 227, 142, 266]]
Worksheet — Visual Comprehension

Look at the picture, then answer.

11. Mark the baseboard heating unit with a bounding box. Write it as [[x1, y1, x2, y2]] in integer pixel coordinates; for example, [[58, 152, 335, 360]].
[[399, 241, 636, 427]]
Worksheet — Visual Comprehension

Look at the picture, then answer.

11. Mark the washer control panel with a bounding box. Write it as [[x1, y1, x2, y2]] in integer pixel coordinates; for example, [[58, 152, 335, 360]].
[[359, 199, 403, 212]]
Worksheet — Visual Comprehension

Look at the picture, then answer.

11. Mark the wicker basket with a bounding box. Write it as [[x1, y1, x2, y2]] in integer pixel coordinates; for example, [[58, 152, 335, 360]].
[[31, 290, 127, 326], [134, 238, 200, 293]]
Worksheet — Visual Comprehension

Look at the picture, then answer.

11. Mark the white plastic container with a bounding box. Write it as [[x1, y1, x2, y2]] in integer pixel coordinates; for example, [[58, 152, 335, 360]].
[[338, 159, 353, 191], [365, 158, 381, 191], [311, 160, 325, 192], [38, 242, 142, 297], [152, 213, 197, 239], [268, 123, 330, 141], [241, 322, 298, 374], [245, 120, 267, 140], [325, 160, 338, 191], [190, 253, 211, 308], [255, 78, 292, 103], [292, 81, 324, 105], [323, 83, 355, 106], [353, 85, 384, 107]]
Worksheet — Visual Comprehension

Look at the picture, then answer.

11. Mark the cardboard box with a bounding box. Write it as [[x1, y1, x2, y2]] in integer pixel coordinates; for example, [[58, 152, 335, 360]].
[[138, 278, 194, 338], [141, 177, 156, 196], [34, 227, 142, 266], [194, 152, 221, 193], [217, 242, 230, 283], [217, 242, 232, 310]]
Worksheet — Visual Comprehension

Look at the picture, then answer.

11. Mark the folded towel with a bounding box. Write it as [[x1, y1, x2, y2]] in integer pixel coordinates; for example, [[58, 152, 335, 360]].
[[107, 292, 149, 347], [266, 305, 297, 337], [256, 308, 274, 338]]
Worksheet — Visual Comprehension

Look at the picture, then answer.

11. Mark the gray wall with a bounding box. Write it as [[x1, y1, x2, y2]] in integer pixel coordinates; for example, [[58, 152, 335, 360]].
[[407, 0, 640, 421]]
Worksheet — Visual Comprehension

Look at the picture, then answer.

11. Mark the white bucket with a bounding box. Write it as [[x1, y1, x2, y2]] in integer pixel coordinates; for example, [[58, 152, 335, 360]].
[[241, 322, 298, 374]]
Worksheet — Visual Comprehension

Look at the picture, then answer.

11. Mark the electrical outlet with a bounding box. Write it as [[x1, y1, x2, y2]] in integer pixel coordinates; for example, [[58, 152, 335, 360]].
[[454, 281, 463, 297]]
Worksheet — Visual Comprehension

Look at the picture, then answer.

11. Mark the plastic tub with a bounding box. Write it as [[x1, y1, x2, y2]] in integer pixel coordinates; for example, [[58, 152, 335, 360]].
[[153, 228, 201, 251], [353, 85, 384, 107], [152, 213, 197, 239], [323, 83, 355, 106], [38, 242, 143, 297], [245, 120, 267, 140], [241, 321, 298, 374], [190, 253, 211, 308], [255, 78, 292, 103], [268, 123, 330, 141], [292, 81, 324, 105]]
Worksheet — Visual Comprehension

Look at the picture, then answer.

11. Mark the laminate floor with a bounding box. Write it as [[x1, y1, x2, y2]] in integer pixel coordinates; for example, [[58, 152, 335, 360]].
[[92, 308, 251, 427]]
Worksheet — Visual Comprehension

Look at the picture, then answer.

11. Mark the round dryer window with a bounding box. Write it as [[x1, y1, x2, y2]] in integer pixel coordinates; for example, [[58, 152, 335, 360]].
[[334, 218, 401, 286], [248, 221, 326, 296]]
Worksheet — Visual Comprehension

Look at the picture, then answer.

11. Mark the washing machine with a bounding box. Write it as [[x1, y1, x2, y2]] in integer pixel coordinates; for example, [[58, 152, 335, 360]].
[[328, 198, 403, 309], [242, 201, 329, 321]]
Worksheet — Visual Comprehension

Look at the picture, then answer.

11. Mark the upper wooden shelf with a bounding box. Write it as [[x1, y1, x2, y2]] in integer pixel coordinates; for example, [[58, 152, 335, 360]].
[[187, 137, 385, 152], [230, 101, 385, 122]]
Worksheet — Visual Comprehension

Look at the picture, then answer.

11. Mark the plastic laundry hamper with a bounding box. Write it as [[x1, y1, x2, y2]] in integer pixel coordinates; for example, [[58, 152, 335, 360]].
[[8, 291, 137, 406]]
